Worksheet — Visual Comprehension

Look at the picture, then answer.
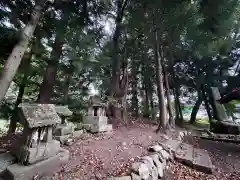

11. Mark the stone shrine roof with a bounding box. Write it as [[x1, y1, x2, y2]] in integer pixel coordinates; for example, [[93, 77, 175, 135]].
[[55, 105, 73, 117], [18, 103, 61, 128], [89, 96, 107, 108]]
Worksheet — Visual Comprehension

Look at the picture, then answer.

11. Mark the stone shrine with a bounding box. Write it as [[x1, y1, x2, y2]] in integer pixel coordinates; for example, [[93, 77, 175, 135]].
[[83, 96, 112, 133], [53, 105, 75, 144], [2, 103, 69, 180]]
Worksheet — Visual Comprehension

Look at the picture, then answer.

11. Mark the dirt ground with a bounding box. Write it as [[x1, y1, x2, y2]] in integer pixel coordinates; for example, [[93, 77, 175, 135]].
[[44, 122, 177, 180], [1, 121, 240, 180]]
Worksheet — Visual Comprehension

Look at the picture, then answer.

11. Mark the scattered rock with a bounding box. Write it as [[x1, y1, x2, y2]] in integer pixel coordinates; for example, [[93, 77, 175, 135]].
[[175, 143, 193, 166], [64, 138, 74, 146], [140, 156, 154, 168], [131, 162, 149, 179], [107, 176, 131, 180], [149, 145, 162, 152], [193, 148, 213, 174], [162, 139, 181, 154], [0, 152, 15, 170], [150, 154, 161, 168], [160, 149, 170, 161], [131, 172, 141, 180], [73, 130, 84, 138], [150, 165, 158, 180]]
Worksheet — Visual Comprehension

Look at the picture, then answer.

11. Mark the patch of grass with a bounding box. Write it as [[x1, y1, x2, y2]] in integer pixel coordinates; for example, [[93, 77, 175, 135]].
[[194, 118, 210, 129]]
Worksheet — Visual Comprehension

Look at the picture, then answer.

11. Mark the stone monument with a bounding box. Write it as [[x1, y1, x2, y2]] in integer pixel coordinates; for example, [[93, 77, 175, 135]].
[[2, 103, 69, 180], [210, 87, 240, 134], [53, 105, 75, 144], [83, 96, 112, 133]]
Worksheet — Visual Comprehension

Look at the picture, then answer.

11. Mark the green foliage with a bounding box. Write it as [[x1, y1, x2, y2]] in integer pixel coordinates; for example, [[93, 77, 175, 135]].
[[0, 0, 240, 123]]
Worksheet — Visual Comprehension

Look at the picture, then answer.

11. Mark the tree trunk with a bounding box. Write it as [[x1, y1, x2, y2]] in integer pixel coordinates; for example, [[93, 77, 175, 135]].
[[150, 92, 155, 119], [63, 72, 72, 104], [190, 91, 203, 124], [174, 84, 184, 125], [142, 61, 150, 118], [110, 0, 129, 98], [0, 0, 46, 102], [201, 85, 213, 121], [164, 71, 174, 126], [154, 31, 168, 132], [8, 51, 33, 134], [109, 0, 129, 119], [131, 61, 138, 117], [143, 86, 150, 118], [38, 33, 64, 103]]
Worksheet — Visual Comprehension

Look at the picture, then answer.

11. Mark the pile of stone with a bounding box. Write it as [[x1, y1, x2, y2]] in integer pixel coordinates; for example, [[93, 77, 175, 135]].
[[53, 106, 83, 145], [108, 131, 213, 180]]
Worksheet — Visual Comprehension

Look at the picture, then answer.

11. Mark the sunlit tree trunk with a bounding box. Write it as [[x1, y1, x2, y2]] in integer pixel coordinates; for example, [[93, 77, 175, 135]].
[[0, 0, 46, 101], [8, 51, 33, 134], [164, 70, 174, 126]]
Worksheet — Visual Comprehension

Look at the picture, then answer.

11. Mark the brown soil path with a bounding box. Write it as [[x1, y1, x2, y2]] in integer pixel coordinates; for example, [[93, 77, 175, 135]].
[[46, 123, 174, 180]]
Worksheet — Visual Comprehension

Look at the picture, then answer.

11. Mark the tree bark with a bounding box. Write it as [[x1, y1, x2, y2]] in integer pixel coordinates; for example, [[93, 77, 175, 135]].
[[0, 0, 46, 102], [164, 70, 174, 126], [190, 91, 203, 124], [154, 31, 168, 132], [63, 72, 72, 103], [38, 33, 64, 103], [201, 85, 213, 121], [143, 86, 150, 118], [150, 92, 155, 119], [111, 0, 129, 97], [173, 82, 183, 125], [8, 51, 33, 134], [131, 62, 138, 117]]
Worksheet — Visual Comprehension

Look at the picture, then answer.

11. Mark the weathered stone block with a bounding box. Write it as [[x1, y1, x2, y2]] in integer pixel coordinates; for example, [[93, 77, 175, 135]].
[[162, 139, 181, 154], [193, 148, 213, 174], [3, 148, 69, 180], [175, 143, 193, 166], [17, 140, 61, 164], [149, 145, 162, 152], [150, 165, 158, 180], [82, 124, 93, 131], [0, 152, 15, 170], [76, 123, 83, 130], [131, 162, 149, 179], [131, 172, 141, 180], [91, 124, 108, 133], [160, 149, 170, 161], [83, 116, 108, 125], [54, 124, 74, 136], [107, 176, 131, 180], [140, 156, 154, 169], [73, 130, 84, 138], [150, 154, 164, 177], [54, 134, 72, 144]]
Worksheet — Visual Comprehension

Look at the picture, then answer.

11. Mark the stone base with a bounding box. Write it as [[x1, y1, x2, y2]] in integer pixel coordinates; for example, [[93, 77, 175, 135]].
[[14, 140, 61, 164], [53, 123, 74, 136], [73, 130, 84, 138], [91, 124, 108, 133], [83, 116, 108, 125], [2, 148, 69, 180], [0, 152, 15, 171], [54, 134, 72, 144], [82, 122, 112, 133]]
